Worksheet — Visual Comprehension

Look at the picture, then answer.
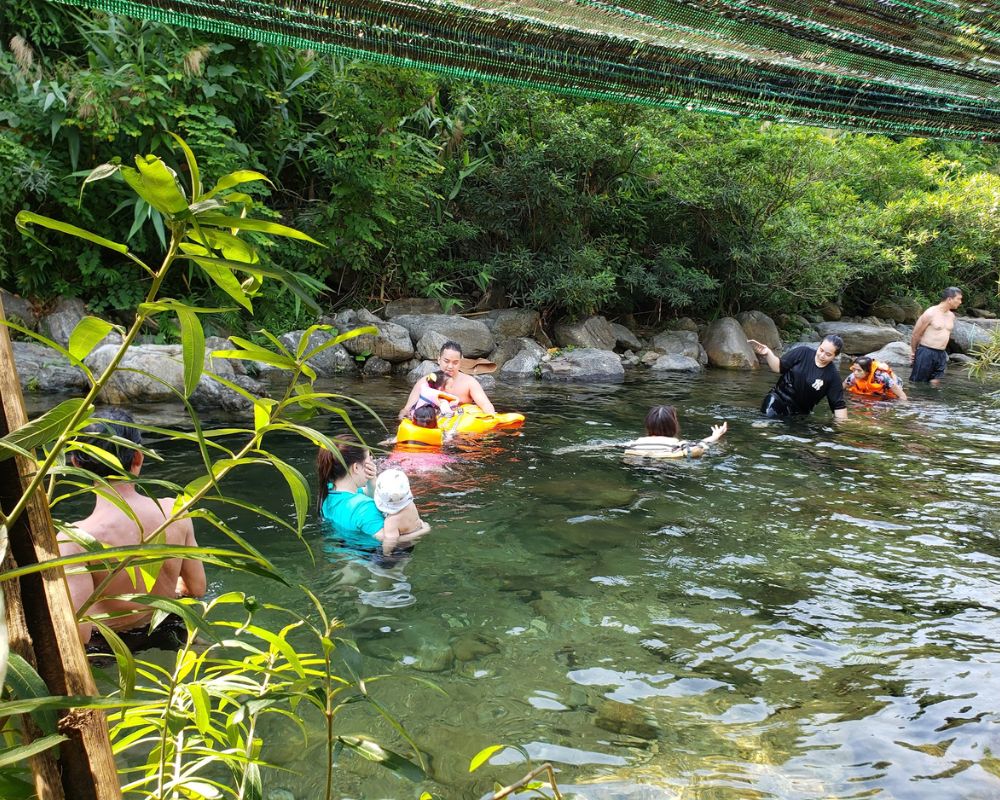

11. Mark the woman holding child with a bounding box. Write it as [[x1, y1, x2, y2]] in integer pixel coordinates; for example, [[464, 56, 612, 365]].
[[316, 436, 428, 556]]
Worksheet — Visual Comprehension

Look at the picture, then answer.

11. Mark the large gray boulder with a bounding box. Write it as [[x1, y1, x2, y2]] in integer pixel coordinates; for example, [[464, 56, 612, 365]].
[[1, 290, 38, 330], [864, 341, 912, 368], [819, 302, 842, 321], [384, 298, 443, 317], [490, 337, 545, 369], [361, 355, 392, 376], [553, 316, 616, 351], [12, 342, 89, 393], [416, 329, 450, 361], [539, 348, 624, 383], [650, 354, 703, 372], [278, 330, 358, 376], [701, 318, 757, 370], [737, 311, 781, 354], [86, 344, 260, 409], [610, 322, 643, 352], [406, 359, 438, 384], [39, 298, 87, 348], [484, 308, 541, 340], [341, 320, 415, 363], [390, 314, 494, 357], [499, 347, 545, 379], [649, 330, 707, 365], [872, 297, 922, 325], [814, 322, 904, 355], [950, 319, 994, 354]]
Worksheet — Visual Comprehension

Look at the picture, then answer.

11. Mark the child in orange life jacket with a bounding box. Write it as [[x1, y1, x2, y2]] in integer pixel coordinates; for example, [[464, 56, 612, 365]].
[[414, 372, 459, 417], [843, 356, 908, 401]]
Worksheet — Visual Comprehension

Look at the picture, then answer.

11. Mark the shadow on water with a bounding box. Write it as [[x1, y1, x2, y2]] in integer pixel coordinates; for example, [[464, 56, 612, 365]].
[[113, 368, 1000, 798]]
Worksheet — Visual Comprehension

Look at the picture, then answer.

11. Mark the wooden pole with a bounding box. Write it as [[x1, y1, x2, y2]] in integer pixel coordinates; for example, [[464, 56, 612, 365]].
[[0, 306, 121, 800]]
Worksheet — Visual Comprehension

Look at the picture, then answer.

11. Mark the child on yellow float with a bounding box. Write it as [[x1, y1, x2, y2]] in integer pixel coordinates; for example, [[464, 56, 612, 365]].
[[843, 356, 908, 402]]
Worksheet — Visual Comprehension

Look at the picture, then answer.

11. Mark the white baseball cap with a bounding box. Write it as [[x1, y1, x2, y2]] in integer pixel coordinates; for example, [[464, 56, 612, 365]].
[[374, 469, 414, 515]]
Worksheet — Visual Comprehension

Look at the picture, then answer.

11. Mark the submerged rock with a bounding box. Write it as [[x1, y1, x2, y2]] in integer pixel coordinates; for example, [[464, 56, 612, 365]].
[[594, 699, 660, 740]]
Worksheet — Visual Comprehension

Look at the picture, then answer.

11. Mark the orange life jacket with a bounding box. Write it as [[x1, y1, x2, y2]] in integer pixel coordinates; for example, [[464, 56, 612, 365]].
[[848, 360, 896, 397]]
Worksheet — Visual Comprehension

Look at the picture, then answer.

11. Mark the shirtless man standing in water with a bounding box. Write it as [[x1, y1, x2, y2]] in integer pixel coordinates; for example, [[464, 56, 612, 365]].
[[399, 340, 495, 419], [910, 287, 962, 386]]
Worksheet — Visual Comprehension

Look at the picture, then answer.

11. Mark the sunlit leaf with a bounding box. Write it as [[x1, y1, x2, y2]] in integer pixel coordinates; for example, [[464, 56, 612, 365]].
[[128, 155, 188, 216], [336, 736, 425, 782], [0, 735, 68, 768], [268, 456, 310, 534], [176, 306, 205, 398], [469, 745, 506, 772], [68, 316, 114, 362], [188, 684, 212, 735], [195, 213, 321, 244], [0, 398, 89, 462], [88, 622, 135, 697], [168, 132, 201, 201], [16, 211, 128, 255], [204, 170, 272, 199]]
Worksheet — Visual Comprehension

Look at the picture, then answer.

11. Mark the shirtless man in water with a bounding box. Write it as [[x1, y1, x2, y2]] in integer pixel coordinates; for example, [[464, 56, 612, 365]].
[[910, 287, 962, 386], [399, 340, 495, 419], [60, 408, 206, 646]]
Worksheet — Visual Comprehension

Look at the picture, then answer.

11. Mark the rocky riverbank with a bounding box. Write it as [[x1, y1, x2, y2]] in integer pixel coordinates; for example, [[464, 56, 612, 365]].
[[5, 292, 998, 410]]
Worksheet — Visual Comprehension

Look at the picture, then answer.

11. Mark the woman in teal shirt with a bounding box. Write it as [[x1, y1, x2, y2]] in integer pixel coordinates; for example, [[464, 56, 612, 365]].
[[316, 436, 385, 549]]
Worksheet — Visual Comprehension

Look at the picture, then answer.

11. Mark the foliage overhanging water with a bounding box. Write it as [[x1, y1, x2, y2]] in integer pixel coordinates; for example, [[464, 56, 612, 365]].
[[125, 368, 1000, 799]]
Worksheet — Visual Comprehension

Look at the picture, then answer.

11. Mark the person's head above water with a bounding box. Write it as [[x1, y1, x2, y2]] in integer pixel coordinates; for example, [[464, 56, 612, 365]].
[[316, 435, 374, 511], [850, 356, 874, 380], [645, 405, 680, 438], [814, 335, 843, 368], [71, 407, 142, 477], [438, 341, 463, 378], [411, 404, 439, 429]]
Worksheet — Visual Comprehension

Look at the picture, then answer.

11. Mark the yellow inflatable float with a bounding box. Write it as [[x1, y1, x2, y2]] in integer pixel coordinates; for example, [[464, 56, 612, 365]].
[[396, 404, 525, 447]]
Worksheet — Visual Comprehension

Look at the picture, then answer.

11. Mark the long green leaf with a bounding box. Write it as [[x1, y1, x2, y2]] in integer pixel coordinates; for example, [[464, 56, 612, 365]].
[[132, 155, 188, 215], [204, 170, 272, 199], [0, 398, 89, 462], [336, 736, 425, 782], [195, 214, 321, 244], [88, 621, 136, 698], [185, 254, 252, 312], [469, 744, 505, 772], [15, 211, 128, 254], [176, 306, 205, 398], [2, 655, 59, 735], [0, 735, 68, 768], [266, 456, 309, 534], [168, 132, 201, 201], [68, 316, 115, 362]]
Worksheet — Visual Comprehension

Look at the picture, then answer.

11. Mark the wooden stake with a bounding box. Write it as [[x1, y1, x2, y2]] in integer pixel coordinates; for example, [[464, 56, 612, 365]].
[[0, 307, 121, 800]]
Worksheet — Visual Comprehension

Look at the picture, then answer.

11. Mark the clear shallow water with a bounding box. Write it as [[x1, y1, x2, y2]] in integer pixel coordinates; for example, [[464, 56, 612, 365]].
[[143, 368, 1000, 799]]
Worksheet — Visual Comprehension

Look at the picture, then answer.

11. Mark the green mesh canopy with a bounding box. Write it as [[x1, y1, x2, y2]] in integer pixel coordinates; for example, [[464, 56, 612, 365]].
[[55, 0, 1000, 140]]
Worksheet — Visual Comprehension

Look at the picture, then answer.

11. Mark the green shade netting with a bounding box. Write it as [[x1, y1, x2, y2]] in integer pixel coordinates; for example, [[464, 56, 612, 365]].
[[54, 0, 1000, 140]]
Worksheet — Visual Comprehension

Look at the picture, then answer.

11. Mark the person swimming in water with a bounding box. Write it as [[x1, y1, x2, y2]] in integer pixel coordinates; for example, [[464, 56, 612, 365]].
[[624, 405, 727, 459]]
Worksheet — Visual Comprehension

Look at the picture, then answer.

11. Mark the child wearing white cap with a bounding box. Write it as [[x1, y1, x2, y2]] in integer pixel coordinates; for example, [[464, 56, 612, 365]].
[[373, 469, 426, 556]]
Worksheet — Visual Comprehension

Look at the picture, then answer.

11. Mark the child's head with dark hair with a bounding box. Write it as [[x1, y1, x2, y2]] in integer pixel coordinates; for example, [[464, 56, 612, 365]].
[[412, 404, 439, 429], [644, 405, 680, 438], [72, 407, 142, 477]]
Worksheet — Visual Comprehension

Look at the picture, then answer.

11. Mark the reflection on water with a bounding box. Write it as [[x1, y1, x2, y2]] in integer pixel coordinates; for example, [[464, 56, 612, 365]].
[[158, 369, 1000, 798]]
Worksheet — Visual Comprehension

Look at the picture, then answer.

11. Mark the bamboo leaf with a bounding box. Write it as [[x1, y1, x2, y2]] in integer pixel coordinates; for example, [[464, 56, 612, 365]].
[[336, 736, 425, 782], [2, 655, 60, 735], [469, 744, 505, 772], [129, 155, 188, 216], [168, 132, 201, 201], [176, 306, 205, 398], [195, 213, 321, 244], [15, 211, 128, 255], [188, 684, 212, 735], [0, 735, 68, 768], [88, 622, 136, 698], [267, 456, 309, 533], [0, 398, 90, 462], [204, 170, 272, 199], [68, 316, 115, 362]]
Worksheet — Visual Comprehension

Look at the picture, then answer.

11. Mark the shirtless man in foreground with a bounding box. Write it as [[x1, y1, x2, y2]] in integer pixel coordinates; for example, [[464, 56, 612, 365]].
[[60, 408, 206, 647], [399, 340, 495, 419], [910, 287, 962, 386]]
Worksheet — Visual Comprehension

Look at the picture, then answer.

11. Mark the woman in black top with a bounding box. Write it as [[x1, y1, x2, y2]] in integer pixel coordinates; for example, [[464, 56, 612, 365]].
[[749, 335, 848, 420]]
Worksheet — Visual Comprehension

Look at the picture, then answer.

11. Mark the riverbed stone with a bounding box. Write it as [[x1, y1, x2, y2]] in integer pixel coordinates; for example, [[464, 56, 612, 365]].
[[650, 354, 703, 372], [610, 322, 643, 352], [450, 631, 500, 662], [864, 341, 912, 368], [499, 349, 542, 379], [416, 329, 450, 361], [12, 341, 89, 392], [342, 320, 415, 363], [407, 359, 438, 384], [594, 699, 660, 740], [39, 298, 87, 348], [391, 314, 494, 357], [650, 330, 706, 365], [484, 308, 540, 340], [1, 290, 38, 330], [814, 322, 904, 354], [949, 319, 993, 354], [667, 317, 699, 333], [361, 355, 392, 376], [539, 348, 624, 383], [702, 318, 757, 369], [872, 297, 921, 324], [553, 315, 616, 351], [819, 302, 842, 321], [737, 310, 781, 353], [384, 297, 443, 317]]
